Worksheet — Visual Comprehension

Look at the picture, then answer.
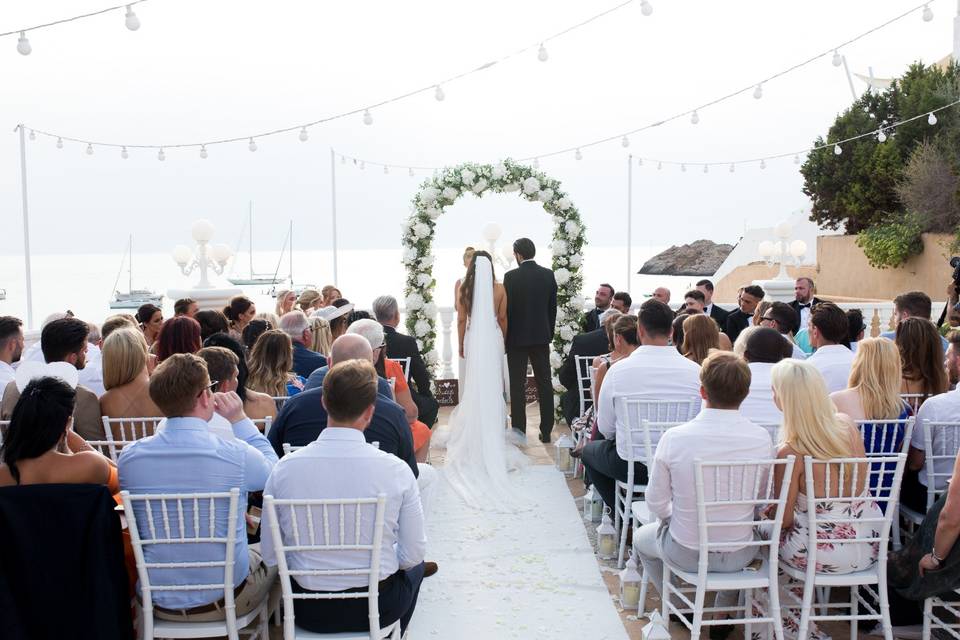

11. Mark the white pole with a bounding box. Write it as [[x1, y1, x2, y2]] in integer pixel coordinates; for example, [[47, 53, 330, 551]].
[[17, 124, 34, 329], [329, 148, 339, 286], [840, 55, 859, 101], [627, 153, 633, 295]]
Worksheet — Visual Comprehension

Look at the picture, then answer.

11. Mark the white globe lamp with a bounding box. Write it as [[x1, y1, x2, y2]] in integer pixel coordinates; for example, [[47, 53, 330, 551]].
[[172, 244, 193, 266], [191, 219, 215, 244], [483, 222, 502, 243]]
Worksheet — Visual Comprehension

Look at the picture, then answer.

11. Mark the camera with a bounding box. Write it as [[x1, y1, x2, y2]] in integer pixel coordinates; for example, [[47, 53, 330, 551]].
[[952, 257, 960, 287]]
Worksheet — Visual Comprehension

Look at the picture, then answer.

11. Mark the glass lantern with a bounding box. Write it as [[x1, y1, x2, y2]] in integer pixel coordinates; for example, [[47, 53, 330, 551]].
[[555, 434, 575, 475], [619, 555, 642, 610], [641, 611, 671, 639], [596, 508, 617, 560], [583, 486, 604, 523]]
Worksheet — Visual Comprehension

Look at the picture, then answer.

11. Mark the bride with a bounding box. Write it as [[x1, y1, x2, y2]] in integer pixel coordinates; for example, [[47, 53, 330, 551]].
[[442, 251, 527, 509]]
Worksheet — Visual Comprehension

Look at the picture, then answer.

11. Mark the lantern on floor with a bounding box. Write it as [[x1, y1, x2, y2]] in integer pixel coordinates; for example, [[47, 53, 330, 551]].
[[619, 554, 643, 610], [641, 611, 671, 639], [583, 486, 604, 522], [596, 508, 617, 559], [555, 434, 575, 474]]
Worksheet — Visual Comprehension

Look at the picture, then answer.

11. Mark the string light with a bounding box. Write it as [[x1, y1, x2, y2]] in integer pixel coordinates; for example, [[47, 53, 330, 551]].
[[793, 154, 800, 164], [363, 109, 373, 126], [657, 162, 662, 170], [537, 43, 549, 62], [640, 0, 653, 16], [157, 147, 165, 161], [928, 112, 938, 125], [690, 110, 700, 125], [408, 167, 415, 177], [383, 166, 389, 174], [681, 163, 686, 172], [28, 130, 36, 141], [637, 158, 643, 166], [760, 159, 766, 169], [834, 144, 843, 155], [85, 143, 94, 156], [923, 4, 933, 21], [621, 136, 630, 148], [341, 155, 346, 164], [6, 1, 148, 56], [703, 164, 709, 173], [832, 50, 842, 67], [532, 157, 540, 168], [16, 31, 30, 55], [434, 85, 445, 101], [56, 137, 63, 149], [753, 84, 763, 100], [359, 161, 365, 170], [121, 146, 128, 159], [729, 163, 735, 173], [200, 145, 208, 159], [248, 138, 257, 152], [124, 5, 140, 31], [574, 148, 583, 160], [877, 129, 887, 142], [298, 127, 309, 142]]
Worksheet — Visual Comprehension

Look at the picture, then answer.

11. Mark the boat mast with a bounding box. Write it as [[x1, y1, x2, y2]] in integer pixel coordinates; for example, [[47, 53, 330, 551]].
[[128, 234, 133, 293], [248, 201, 254, 278], [289, 220, 294, 287]]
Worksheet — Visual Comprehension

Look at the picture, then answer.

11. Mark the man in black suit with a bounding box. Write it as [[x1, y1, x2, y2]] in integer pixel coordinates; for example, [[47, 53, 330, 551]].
[[558, 320, 613, 425], [372, 295, 440, 427], [503, 238, 558, 443], [696, 279, 729, 327], [724, 284, 765, 343], [789, 277, 822, 334], [582, 283, 615, 332]]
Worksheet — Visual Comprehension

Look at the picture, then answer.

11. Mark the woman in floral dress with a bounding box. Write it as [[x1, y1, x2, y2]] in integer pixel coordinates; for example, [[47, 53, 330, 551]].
[[758, 359, 883, 640]]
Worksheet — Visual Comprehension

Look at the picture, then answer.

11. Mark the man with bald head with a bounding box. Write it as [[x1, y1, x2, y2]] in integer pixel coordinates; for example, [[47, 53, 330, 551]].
[[652, 287, 671, 305], [267, 334, 417, 477]]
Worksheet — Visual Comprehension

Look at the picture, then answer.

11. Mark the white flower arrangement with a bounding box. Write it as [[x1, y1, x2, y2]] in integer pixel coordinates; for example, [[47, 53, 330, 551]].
[[402, 158, 586, 421]]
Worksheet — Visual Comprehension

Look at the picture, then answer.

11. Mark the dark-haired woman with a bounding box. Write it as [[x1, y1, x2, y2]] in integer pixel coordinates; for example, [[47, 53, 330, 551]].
[[195, 309, 229, 342], [241, 318, 272, 353], [223, 296, 256, 342], [456, 250, 507, 358], [203, 333, 277, 421], [154, 316, 202, 363], [136, 303, 163, 349], [0, 377, 116, 490]]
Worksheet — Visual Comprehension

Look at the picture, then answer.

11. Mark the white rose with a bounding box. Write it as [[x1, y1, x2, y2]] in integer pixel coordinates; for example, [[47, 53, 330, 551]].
[[491, 164, 507, 180], [420, 186, 440, 204], [549, 352, 563, 368], [554, 268, 571, 285], [551, 240, 568, 256], [460, 169, 476, 185], [568, 253, 583, 268], [538, 188, 554, 203], [442, 186, 459, 201], [472, 179, 488, 194], [422, 301, 438, 318], [556, 197, 571, 211], [405, 292, 424, 311], [413, 222, 431, 239], [522, 177, 540, 195], [416, 339, 424, 351], [414, 319, 431, 337], [402, 247, 418, 264], [564, 220, 580, 236], [559, 325, 574, 341], [426, 206, 441, 220], [422, 254, 436, 266], [503, 183, 520, 193], [426, 351, 439, 365], [416, 273, 432, 287]]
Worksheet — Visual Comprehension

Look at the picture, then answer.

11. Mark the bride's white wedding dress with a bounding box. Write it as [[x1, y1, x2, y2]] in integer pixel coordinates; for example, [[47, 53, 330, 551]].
[[441, 256, 527, 510]]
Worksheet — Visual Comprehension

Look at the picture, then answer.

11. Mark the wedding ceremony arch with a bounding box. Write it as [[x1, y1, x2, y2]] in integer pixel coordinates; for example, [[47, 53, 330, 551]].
[[401, 159, 586, 414]]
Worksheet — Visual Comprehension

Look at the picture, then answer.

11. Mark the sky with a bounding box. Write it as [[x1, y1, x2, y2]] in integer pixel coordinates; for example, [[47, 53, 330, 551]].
[[1, 0, 956, 259]]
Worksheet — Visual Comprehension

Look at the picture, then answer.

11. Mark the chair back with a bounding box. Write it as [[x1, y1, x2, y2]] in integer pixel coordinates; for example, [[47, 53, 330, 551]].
[[856, 418, 914, 497], [120, 488, 242, 637], [87, 440, 126, 462], [271, 396, 290, 410], [800, 454, 906, 577], [264, 494, 389, 640], [615, 396, 699, 463], [389, 357, 411, 382], [900, 393, 930, 412], [574, 355, 597, 417], [922, 420, 960, 508], [282, 443, 305, 456], [251, 416, 273, 438], [693, 456, 796, 573], [101, 416, 162, 461]]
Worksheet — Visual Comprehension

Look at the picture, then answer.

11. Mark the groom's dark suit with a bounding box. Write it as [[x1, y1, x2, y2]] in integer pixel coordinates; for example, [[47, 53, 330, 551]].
[[503, 259, 558, 441]]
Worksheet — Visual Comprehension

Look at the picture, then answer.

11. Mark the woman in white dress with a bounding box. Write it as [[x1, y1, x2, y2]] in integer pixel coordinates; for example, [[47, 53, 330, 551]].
[[444, 251, 526, 509]]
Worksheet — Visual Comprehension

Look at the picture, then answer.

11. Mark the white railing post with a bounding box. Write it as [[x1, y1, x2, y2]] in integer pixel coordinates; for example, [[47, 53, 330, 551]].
[[439, 307, 455, 379]]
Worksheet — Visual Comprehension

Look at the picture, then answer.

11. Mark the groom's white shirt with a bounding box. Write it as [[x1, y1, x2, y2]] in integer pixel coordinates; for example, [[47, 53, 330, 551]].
[[596, 345, 702, 460]]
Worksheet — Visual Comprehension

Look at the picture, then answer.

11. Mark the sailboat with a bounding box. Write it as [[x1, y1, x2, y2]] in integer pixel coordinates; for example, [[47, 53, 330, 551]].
[[0, 288, 6, 301], [228, 202, 286, 286], [110, 235, 163, 309], [268, 221, 316, 298]]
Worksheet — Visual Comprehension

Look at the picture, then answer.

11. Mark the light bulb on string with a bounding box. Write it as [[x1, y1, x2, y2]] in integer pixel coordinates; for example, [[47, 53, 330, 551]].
[[124, 5, 140, 31], [85, 143, 94, 156], [157, 148, 165, 161], [299, 127, 309, 142], [637, 158, 643, 167], [703, 164, 709, 174], [340, 155, 346, 164], [753, 84, 763, 100], [574, 149, 582, 160], [640, 0, 653, 16], [681, 163, 686, 172], [17, 32, 31, 56], [363, 109, 373, 125], [928, 112, 938, 125], [923, 4, 933, 21], [28, 130, 35, 141], [621, 136, 630, 148], [537, 43, 548, 62], [248, 138, 257, 152], [657, 162, 662, 170], [359, 161, 365, 170], [532, 158, 540, 168], [832, 50, 842, 67], [760, 159, 766, 169], [793, 155, 801, 164], [877, 129, 887, 142], [383, 166, 389, 174], [200, 145, 208, 159], [434, 85, 445, 101], [690, 110, 700, 125], [56, 137, 63, 149], [729, 163, 735, 173], [121, 146, 128, 159], [834, 144, 843, 155], [408, 168, 415, 177]]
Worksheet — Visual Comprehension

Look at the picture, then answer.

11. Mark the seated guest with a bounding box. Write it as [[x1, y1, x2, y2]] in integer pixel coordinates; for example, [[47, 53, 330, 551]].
[[136, 303, 163, 349], [732, 325, 761, 358], [846, 308, 866, 353], [155, 316, 202, 363], [268, 335, 416, 478], [758, 301, 805, 359], [313, 300, 354, 341], [805, 301, 855, 393], [765, 359, 881, 637], [194, 309, 229, 342], [223, 296, 256, 342], [99, 328, 161, 424], [80, 322, 106, 397], [671, 313, 690, 354], [1, 317, 102, 439], [582, 300, 702, 511], [0, 316, 24, 390], [633, 352, 773, 624], [309, 316, 333, 357], [374, 295, 440, 428], [882, 290, 950, 351], [320, 285, 342, 308], [280, 311, 327, 378], [0, 376, 117, 490], [296, 289, 322, 314], [611, 291, 633, 314], [831, 337, 909, 423], [256, 312, 281, 333], [682, 289, 706, 314], [118, 353, 278, 622], [247, 330, 305, 397], [583, 284, 615, 332], [751, 300, 773, 329], [696, 279, 729, 327], [739, 327, 791, 425], [196, 346, 253, 437], [592, 314, 638, 405], [241, 318, 272, 353], [274, 289, 296, 318], [681, 313, 721, 365], [902, 330, 960, 513], [173, 297, 198, 318], [897, 316, 948, 407], [724, 284, 764, 343], [261, 360, 431, 635], [558, 309, 620, 424], [203, 333, 277, 421]]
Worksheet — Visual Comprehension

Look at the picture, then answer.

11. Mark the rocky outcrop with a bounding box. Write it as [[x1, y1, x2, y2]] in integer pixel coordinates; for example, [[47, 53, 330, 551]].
[[639, 240, 734, 276]]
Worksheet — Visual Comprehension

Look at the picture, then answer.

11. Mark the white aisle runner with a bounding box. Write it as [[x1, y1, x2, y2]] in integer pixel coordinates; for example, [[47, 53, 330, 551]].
[[408, 465, 629, 639]]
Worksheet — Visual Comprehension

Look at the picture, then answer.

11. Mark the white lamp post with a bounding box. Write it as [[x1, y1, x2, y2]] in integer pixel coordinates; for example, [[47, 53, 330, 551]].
[[167, 219, 242, 310], [754, 219, 807, 302]]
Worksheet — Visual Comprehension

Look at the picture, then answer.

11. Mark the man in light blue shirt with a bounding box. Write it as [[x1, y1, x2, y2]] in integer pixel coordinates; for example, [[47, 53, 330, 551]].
[[119, 353, 278, 622], [880, 290, 949, 352]]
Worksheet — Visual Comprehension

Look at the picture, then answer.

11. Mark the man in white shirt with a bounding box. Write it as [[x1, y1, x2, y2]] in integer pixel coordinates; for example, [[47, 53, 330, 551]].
[[261, 360, 435, 635], [0, 317, 24, 391], [633, 352, 774, 622], [582, 299, 702, 511], [805, 302, 854, 393], [903, 330, 960, 513], [78, 322, 106, 397], [740, 328, 791, 426]]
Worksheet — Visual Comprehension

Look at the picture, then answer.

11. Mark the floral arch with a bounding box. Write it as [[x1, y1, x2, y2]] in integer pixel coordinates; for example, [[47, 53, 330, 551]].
[[401, 159, 586, 414]]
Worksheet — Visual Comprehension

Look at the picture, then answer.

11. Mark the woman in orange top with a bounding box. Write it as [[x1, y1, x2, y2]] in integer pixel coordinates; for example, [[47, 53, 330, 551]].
[[381, 356, 432, 462]]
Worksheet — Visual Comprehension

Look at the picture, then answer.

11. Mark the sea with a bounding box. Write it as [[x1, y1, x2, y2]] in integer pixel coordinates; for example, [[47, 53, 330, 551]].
[[0, 246, 699, 327]]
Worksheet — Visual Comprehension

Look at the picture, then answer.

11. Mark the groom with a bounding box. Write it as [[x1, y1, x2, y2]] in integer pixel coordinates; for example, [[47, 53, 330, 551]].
[[503, 238, 558, 444]]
